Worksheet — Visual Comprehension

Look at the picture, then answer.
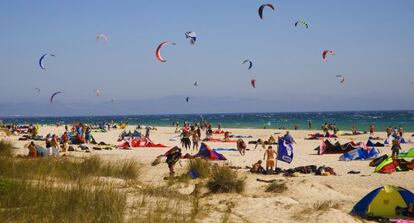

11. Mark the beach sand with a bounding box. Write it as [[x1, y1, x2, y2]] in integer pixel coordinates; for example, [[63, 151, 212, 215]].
[[5, 126, 414, 222]]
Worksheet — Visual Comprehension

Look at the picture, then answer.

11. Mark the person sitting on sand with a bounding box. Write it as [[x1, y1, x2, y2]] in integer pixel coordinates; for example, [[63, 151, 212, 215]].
[[266, 135, 276, 144], [391, 139, 401, 160], [28, 141, 37, 158], [166, 146, 182, 176], [254, 138, 265, 150], [250, 160, 265, 174], [224, 131, 230, 141], [263, 146, 277, 173], [236, 139, 246, 156]]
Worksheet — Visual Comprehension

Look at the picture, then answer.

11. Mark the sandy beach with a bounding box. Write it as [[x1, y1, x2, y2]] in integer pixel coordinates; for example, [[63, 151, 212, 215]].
[[3, 125, 414, 222]]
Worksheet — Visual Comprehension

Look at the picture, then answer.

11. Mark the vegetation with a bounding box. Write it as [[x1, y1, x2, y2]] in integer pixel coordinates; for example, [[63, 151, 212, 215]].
[[186, 158, 212, 179], [265, 181, 288, 193], [207, 166, 245, 193], [0, 177, 126, 223], [0, 140, 15, 157]]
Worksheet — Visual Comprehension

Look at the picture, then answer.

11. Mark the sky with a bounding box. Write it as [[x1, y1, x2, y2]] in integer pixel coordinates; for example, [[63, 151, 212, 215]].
[[0, 0, 414, 116]]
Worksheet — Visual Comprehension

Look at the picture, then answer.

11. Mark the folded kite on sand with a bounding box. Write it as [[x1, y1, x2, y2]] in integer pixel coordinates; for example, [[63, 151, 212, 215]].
[[203, 138, 237, 143], [117, 138, 167, 148]]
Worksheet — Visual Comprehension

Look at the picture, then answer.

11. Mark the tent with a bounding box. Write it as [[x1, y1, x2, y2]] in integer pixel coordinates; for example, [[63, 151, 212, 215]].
[[197, 143, 227, 160], [366, 140, 385, 147], [339, 147, 380, 161], [315, 139, 358, 155], [398, 148, 414, 158], [352, 185, 414, 219]]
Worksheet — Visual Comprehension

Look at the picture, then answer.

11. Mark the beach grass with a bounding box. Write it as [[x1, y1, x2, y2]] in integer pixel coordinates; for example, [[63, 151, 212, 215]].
[[265, 181, 288, 193], [207, 166, 245, 194], [0, 177, 126, 223], [0, 140, 15, 157], [186, 158, 212, 179]]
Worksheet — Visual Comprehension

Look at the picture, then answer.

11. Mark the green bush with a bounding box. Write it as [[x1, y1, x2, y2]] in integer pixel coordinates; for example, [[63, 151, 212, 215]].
[[207, 166, 245, 193]]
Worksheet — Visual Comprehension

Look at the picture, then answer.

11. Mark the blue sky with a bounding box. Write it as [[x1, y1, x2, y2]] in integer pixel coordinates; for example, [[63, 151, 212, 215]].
[[0, 1, 413, 115]]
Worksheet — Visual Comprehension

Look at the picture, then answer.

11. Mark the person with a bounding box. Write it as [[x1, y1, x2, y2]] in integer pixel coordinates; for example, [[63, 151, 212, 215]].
[[50, 134, 60, 157], [182, 127, 191, 150], [145, 126, 151, 139], [266, 135, 276, 144], [45, 135, 52, 155], [398, 126, 404, 138], [250, 160, 265, 174], [28, 141, 37, 158], [391, 139, 401, 159], [85, 127, 92, 144], [308, 120, 312, 129], [369, 124, 375, 137], [386, 126, 392, 137], [62, 131, 69, 152], [166, 147, 182, 176], [236, 139, 246, 156], [224, 131, 230, 141], [254, 138, 265, 150], [351, 126, 357, 135], [191, 130, 200, 150], [263, 146, 277, 173], [283, 131, 296, 144]]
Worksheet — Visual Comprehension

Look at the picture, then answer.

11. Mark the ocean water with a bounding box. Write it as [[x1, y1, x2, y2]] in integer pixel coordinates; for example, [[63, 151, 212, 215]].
[[2, 111, 414, 131]]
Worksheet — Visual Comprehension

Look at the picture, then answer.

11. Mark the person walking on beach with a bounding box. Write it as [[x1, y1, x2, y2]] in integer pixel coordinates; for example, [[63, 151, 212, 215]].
[[145, 126, 151, 139], [391, 139, 401, 159], [263, 146, 277, 173], [308, 120, 312, 129]]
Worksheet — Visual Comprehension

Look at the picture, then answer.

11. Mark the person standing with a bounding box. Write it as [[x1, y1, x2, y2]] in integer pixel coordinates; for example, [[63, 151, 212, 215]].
[[191, 130, 200, 150], [308, 120, 312, 130], [369, 124, 375, 137], [263, 146, 277, 173], [62, 131, 69, 152], [28, 141, 37, 158], [145, 126, 150, 139], [50, 135, 60, 157], [391, 139, 401, 160]]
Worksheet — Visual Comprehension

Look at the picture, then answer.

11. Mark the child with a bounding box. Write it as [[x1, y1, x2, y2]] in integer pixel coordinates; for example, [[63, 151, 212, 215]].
[[391, 139, 401, 159]]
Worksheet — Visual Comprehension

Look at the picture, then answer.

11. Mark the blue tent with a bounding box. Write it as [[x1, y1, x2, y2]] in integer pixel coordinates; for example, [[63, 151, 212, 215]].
[[339, 147, 379, 161], [352, 185, 414, 218]]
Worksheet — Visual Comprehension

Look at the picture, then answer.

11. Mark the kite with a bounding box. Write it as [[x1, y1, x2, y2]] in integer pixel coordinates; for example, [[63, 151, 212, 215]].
[[258, 4, 274, 19], [336, 75, 345, 83], [295, 20, 309, 28], [155, 41, 176, 63], [186, 97, 190, 102], [185, 31, 197, 44], [50, 91, 62, 104], [95, 89, 101, 96], [194, 81, 198, 87], [96, 34, 109, 42], [39, 53, 56, 70], [34, 88, 40, 93], [242, 59, 253, 70], [322, 50, 335, 62], [251, 79, 256, 88]]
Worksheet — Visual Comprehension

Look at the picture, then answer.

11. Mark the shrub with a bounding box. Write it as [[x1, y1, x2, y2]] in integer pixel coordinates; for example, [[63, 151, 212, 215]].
[[0, 140, 15, 157], [207, 166, 245, 193], [186, 158, 211, 179], [265, 181, 287, 193]]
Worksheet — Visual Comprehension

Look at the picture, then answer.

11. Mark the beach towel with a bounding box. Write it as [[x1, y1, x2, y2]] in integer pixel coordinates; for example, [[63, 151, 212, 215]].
[[229, 135, 253, 139]]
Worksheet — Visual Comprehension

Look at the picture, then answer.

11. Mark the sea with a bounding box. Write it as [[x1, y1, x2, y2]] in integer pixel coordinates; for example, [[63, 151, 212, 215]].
[[2, 111, 414, 132]]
